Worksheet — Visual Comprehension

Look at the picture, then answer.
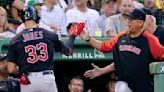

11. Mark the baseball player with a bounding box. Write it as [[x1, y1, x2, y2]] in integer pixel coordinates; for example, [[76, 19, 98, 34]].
[[0, 55, 20, 92], [6, 6, 85, 92], [80, 9, 164, 92]]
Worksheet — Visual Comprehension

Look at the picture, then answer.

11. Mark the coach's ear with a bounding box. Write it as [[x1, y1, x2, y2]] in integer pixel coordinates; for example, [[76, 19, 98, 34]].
[[7, 62, 19, 74]]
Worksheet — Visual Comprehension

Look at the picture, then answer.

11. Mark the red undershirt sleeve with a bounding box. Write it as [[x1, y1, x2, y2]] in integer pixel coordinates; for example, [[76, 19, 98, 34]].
[[143, 31, 164, 60]]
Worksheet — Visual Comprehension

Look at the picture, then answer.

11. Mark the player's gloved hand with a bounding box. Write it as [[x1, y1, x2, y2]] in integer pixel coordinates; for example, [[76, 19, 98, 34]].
[[68, 22, 85, 36]]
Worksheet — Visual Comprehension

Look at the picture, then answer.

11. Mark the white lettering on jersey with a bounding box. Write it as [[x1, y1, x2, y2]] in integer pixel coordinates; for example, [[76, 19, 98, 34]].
[[23, 31, 43, 42], [119, 45, 141, 55]]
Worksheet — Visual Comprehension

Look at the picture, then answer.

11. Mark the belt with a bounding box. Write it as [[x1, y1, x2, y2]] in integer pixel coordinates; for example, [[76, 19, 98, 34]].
[[27, 70, 54, 76], [42, 70, 54, 75]]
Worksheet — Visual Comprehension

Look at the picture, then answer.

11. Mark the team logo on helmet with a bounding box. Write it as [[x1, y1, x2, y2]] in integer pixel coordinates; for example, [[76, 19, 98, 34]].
[[21, 6, 37, 22]]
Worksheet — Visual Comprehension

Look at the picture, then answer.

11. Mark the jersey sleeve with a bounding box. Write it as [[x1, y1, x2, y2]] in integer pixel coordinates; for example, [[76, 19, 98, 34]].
[[54, 39, 72, 56], [100, 30, 128, 53], [52, 34, 72, 56], [143, 31, 164, 60]]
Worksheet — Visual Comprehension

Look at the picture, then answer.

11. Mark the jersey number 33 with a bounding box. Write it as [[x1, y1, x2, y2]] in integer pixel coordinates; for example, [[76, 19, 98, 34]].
[[25, 42, 48, 64]]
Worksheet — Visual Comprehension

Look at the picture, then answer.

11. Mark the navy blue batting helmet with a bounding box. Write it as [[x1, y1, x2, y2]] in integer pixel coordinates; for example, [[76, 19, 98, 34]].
[[21, 6, 37, 22]]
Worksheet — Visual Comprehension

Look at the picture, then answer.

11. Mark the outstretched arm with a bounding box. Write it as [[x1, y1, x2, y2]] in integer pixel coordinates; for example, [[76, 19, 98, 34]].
[[84, 62, 115, 79], [80, 30, 102, 50], [80, 30, 128, 52], [60, 22, 85, 56]]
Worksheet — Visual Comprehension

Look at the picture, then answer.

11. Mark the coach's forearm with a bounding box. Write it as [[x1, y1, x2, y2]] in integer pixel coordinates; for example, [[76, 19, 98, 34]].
[[101, 62, 115, 75], [86, 37, 102, 51]]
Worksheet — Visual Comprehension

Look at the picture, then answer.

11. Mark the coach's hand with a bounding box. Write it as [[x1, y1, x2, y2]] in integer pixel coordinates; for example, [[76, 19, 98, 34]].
[[69, 22, 85, 36], [84, 63, 103, 79], [79, 28, 90, 41]]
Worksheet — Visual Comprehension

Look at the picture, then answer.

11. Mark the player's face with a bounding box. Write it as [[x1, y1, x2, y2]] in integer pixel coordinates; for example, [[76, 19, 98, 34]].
[[68, 79, 84, 92], [0, 9, 6, 27], [119, 0, 134, 14]]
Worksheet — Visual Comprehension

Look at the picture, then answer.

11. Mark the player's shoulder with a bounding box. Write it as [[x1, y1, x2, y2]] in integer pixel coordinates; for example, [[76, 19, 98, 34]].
[[10, 32, 24, 45], [36, 27, 59, 39], [37, 28, 57, 35]]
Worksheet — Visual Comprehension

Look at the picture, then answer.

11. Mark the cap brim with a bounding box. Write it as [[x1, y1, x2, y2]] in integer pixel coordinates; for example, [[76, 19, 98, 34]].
[[123, 13, 136, 20]]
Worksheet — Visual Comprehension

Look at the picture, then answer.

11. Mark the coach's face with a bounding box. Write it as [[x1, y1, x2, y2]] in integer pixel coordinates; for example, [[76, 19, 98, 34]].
[[126, 18, 144, 34]]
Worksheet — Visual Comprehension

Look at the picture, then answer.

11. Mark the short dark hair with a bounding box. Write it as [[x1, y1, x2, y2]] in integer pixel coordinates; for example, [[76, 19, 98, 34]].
[[69, 76, 84, 84]]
